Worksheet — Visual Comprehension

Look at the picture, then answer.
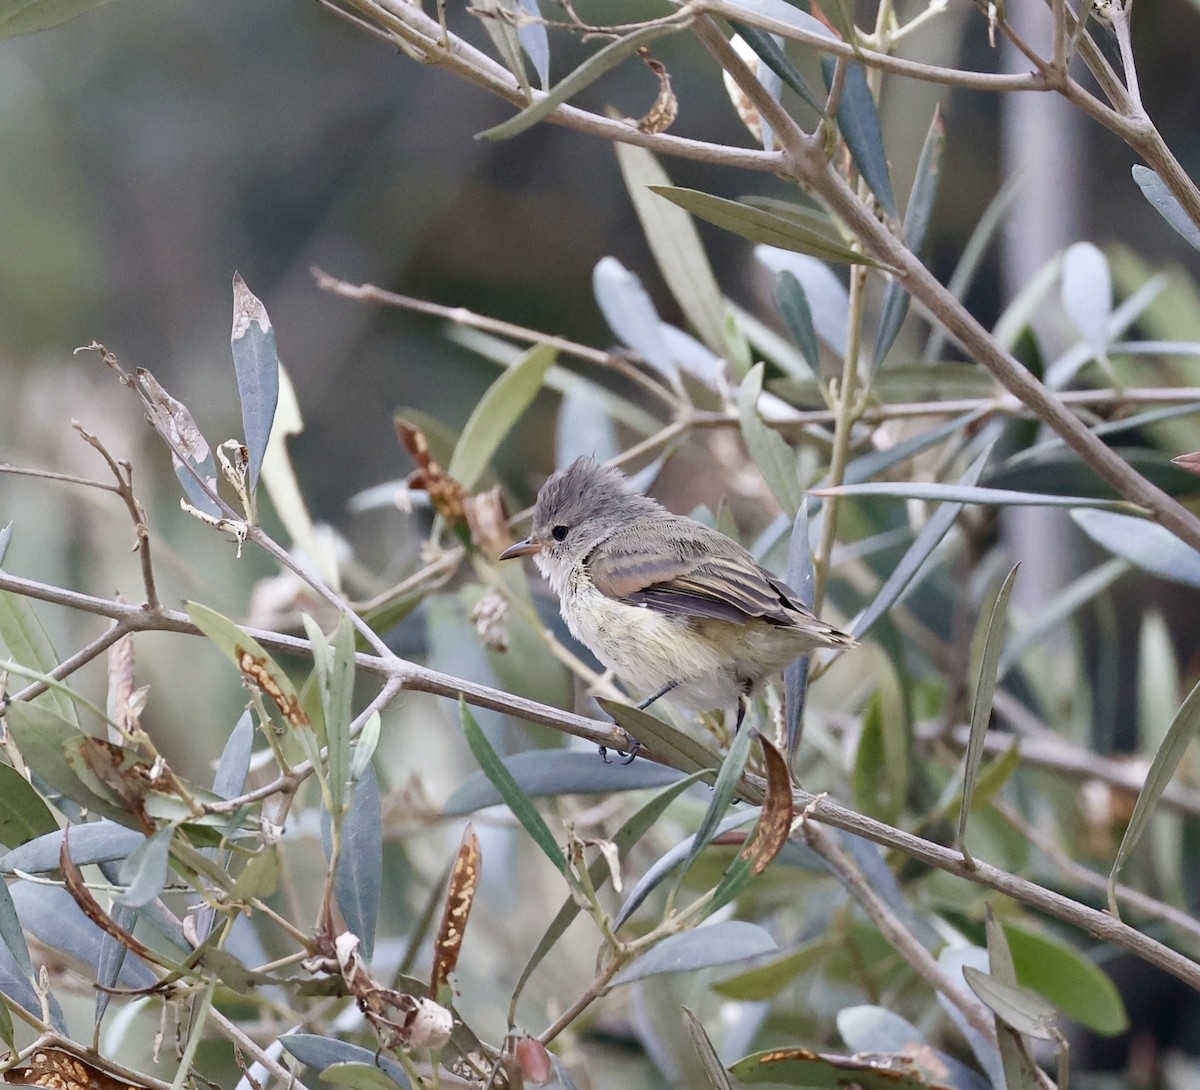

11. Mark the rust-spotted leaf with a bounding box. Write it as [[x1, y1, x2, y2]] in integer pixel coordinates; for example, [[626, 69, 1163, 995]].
[[431, 823, 482, 994]]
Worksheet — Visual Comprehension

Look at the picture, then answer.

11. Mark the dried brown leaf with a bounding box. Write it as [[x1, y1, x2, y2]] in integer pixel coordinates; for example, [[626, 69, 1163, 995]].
[[740, 734, 793, 874], [397, 418, 466, 525], [636, 50, 678, 134], [431, 823, 482, 993]]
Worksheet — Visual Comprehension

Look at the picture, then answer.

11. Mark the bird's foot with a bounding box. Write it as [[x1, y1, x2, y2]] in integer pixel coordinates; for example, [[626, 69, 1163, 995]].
[[598, 738, 642, 764]]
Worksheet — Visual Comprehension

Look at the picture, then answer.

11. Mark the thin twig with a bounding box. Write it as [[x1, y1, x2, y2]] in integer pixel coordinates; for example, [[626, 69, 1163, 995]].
[[73, 423, 160, 608], [0, 621, 129, 711], [313, 270, 683, 412]]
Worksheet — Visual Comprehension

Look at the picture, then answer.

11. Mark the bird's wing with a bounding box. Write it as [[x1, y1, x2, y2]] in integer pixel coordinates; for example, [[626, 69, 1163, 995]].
[[588, 531, 800, 626]]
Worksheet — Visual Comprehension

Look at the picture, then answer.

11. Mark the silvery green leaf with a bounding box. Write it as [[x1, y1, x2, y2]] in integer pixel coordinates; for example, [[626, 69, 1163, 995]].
[[1072, 508, 1200, 588], [612, 922, 777, 985], [321, 764, 382, 959], [0, 523, 11, 566], [755, 247, 850, 355], [9, 881, 155, 990], [212, 710, 254, 800], [1132, 165, 1200, 252], [821, 60, 897, 218], [1060, 242, 1112, 358], [774, 271, 821, 379], [660, 324, 724, 388], [728, 23, 823, 113], [516, 0, 550, 89], [556, 387, 619, 470], [593, 257, 678, 385], [349, 712, 381, 783], [281, 1034, 410, 1088], [116, 825, 174, 908], [444, 751, 684, 814], [230, 273, 280, 493], [1, 822, 145, 874], [446, 341, 557, 490], [722, 0, 838, 41], [614, 143, 736, 366]]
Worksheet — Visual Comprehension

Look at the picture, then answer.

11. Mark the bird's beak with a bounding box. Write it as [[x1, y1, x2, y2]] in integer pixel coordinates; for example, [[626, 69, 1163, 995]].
[[498, 537, 542, 561]]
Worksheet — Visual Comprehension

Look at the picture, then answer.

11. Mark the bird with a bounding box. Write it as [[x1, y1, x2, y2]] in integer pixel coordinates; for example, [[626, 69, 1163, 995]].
[[498, 456, 857, 759]]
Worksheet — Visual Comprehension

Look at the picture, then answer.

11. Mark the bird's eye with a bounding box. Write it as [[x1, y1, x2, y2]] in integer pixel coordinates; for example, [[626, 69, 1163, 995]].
[[551, 525, 569, 541]]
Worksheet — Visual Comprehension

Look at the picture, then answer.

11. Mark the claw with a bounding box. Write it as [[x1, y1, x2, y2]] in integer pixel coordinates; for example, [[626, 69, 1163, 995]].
[[619, 739, 641, 765], [598, 745, 613, 763]]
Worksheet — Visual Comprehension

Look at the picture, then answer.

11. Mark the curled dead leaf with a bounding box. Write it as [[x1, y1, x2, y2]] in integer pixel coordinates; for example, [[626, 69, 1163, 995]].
[[396, 418, 466, 526], [636, 49, 678, 134]]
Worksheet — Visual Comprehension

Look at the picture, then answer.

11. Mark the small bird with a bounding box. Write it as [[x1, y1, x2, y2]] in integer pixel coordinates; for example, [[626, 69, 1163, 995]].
[[499, 457, 856, 757]]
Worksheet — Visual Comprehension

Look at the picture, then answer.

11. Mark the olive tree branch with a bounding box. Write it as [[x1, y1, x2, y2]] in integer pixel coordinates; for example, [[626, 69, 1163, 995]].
[[1, 564, 1198, 991]]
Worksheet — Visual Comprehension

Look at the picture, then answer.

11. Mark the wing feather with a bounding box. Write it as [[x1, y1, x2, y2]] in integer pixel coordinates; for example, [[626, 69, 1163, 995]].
[[589, 527, 801, 627]]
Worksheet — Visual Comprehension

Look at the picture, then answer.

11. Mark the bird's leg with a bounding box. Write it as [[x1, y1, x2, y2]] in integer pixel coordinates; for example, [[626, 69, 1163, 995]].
[[733, 679, 753, 733], [599, 681, 678, 764], [637, 679, 679, 711]]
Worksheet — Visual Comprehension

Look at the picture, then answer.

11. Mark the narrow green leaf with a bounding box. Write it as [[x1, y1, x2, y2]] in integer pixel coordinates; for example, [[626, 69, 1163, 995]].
[[0, 764, 58, 849], [0, 591, 78, 727], [651, 187, 889, 267], [1131, 165, 1200, 253], [963, 966, 1058, 1041], [783, 500, 813, 755], [2, 822, 145, 874], [212, 711, 254, 800], [458, 698, 565, 872], [446, 342, 556, 490], [683, 1007, 734, 1090], [187, 601, 312, 731], [815, 481, 1134, 509], [739, 363, 802, 516], [1004, 922, 1128, 1035], [871, 107, 943, 376], [330, 764, 382, 958], [230, 273, 280, 492], [304, 613, 355, 820], [320, 1062, 407, 1090], [0, 986, 13, 1050], [230, 846, 279, 901], [282, 1034, 410, 1089], [612, 921, 776, 985], [1061, 242, 1113, 358], [1108, 674, 1200, 914], [516, 0, 550, 90], [0, 522, 11, 565], [615, 143, 735, 366], [0, 875, 35, 982], [821, 60, 896, 218], [349, 712, 381, 783], [0, 0, 116, 39], [116, 825, 174, 908], [476, 0, 530, 94], [712, 937, 829, 999], [593, 256, 679, 387], [600, 699, 724, 777], [730, 1048, 935, 1090], [774, 272, 821, 379], [480, 22, 684, 140], [3, 704, 133, 824], [680, 725, 756, 881], [728, 23, 823, 112], [1072, 508, 1200, 589], [507, 771, 707, 1023], [444, 751, 684, 814], [957, 565, 1019, 860]]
